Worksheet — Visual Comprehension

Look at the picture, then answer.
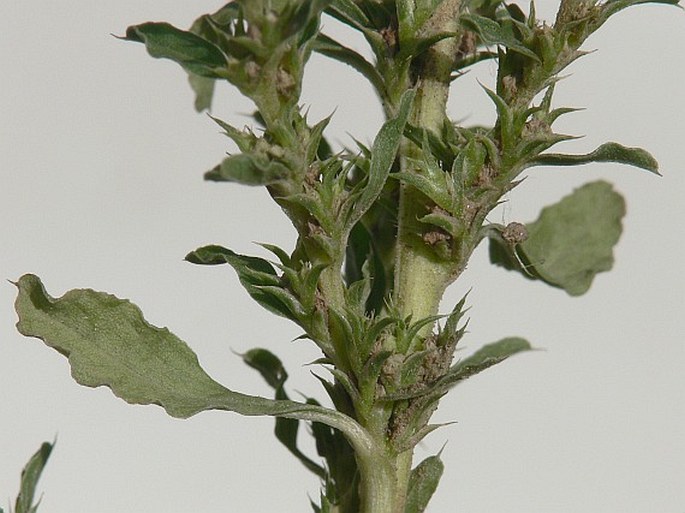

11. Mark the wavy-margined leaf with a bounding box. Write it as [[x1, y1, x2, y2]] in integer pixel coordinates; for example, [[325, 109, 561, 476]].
[[13, 442, 53, 513], [205, 153, 291, 186], [122, 22, 228, 78], [13, 275, 369, 444], [242, 348, 325, 478], [491, 181, 626, 295], [405, 454, 444, 513], [531, 142, 660, 174]]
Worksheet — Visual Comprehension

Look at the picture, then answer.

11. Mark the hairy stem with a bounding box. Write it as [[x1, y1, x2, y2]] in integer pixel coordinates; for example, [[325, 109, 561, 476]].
[[394, 0, 462, 322]]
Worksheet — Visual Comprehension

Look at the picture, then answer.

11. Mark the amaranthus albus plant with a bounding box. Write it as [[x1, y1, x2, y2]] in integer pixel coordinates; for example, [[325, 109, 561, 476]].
[[9, 1, 681, 512]]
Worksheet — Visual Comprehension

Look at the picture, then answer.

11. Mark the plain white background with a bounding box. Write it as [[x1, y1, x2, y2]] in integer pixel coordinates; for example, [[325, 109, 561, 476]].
[[1, 1, 683, 512]]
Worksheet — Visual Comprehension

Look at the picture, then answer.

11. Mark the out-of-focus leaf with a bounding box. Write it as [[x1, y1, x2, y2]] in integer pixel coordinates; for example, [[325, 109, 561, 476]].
[[14, 275, 369, 444], [122, 22, 228, 78], [242, 348, 325, 478], [205, 153, 290, 186], [531, 142, 660, 174], [14, 442, 53, 513], [599, 0, 680, 24], [513, 181, 626, 295], [188, 73, 215, 112], [312, 34, 385, 96], [405, 454, 444, 513]]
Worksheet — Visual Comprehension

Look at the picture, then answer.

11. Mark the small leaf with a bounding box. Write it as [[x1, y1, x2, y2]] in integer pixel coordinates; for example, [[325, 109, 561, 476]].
[[186, 245, 298, 320], [450, 337, 532, 382], [242, 348, 288, 389], [205, 154, 290, 186], [346, 89, 415, 231], [122, 22, 228, 78], [241, 348, 326, 478], [531, 142, 660, 174], [312, 34, 386, 97], [13, 275, 370, 446], [188, 73, 215, 112], [520, 181, 626, 295], [15, 442, 53, 513], [460, 13, 539, 61], [405, 454, 444, 513]]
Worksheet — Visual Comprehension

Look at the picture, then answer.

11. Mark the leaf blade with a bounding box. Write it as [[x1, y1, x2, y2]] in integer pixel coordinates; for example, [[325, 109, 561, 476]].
[[13, 275, 368, 446], [122, 22, 228, 78], [531, 142, 660, 174]]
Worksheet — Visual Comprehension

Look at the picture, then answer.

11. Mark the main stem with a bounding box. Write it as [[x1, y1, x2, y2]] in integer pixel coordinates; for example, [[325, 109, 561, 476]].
[[394, 0, 462, 322], [356, 4, 463, 513]]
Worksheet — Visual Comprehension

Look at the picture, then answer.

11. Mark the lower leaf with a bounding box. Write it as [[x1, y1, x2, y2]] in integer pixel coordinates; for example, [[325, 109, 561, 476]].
[[13, 275, 368, 444]]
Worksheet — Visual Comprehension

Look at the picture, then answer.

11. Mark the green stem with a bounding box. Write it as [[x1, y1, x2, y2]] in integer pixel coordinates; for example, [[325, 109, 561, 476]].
[[393, 0, 462, 322]]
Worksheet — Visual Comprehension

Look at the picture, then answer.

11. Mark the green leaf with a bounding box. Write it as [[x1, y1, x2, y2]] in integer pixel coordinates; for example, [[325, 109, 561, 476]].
[[15, 442, 53, 513], [122, 22, 228, 78], [205, 153, 291, 186], [449, 337, 532, 382], [241, 348, 326, 478], [242, 347, 289, 389], [518, 181, 626, 295], [185, 245, 298, 320], [600, 0, 681, 24], [346, 89, 415, 231], [188, 73, 215, 112], [532, 142, 660, 174], [312, 34, 386, 97], [384, 337, 532, 401], [460, 13, 539, 61], [13, 275, 370, 445], [405, 454, 444, 513]]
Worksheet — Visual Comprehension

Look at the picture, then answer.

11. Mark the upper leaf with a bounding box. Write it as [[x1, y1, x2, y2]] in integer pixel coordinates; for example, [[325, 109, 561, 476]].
[[490, 181, 626, 295], [531, 142, 660, 175], [122, 22, 228, 78], [346, 89, 415, 232]]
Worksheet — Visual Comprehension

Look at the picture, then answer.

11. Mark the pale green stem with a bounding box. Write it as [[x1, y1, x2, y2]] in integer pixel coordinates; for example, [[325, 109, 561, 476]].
[[394, 0, 462, 322]]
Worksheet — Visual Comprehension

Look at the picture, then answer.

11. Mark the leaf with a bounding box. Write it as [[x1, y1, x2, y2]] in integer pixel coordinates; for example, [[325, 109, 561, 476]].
[[405, 454, 444, 513], [188, 73, 215, 112], [531, 142, 660, 174], [14, 442, 53, 513], [346, 89, 415, 231], [205, 153, 291, 186], [122, 22, 228, 78], [312, 33, 386, 96], [186, 245, 300, 320], [384, 337, 532, 401], [517, 181, 626, 295], [600, 0, 681, 24], [449, 337, 532, 382], [460, 13, 539, 61], [13, 274, 369, 446], [241, 348, 326, 478]]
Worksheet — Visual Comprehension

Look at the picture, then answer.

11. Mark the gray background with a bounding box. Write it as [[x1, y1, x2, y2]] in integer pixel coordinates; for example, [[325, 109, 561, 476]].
[[1, 1, 683, 512]]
